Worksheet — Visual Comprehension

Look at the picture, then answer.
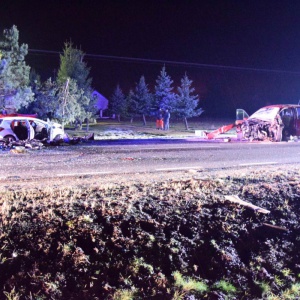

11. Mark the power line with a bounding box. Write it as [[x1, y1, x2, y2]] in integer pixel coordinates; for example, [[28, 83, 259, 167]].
[[28, 48, 300, 75]]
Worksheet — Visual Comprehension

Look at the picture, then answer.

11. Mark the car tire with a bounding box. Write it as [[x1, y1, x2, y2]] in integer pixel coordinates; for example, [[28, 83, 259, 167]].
[[4, 135, 16, 143], [53, 134, 63, 141]]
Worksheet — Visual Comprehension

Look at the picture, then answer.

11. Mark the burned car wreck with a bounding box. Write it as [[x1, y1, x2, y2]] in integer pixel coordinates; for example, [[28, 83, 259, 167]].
[[238, 105, 300, 142], [0, 116, 65, 142], [206, 105, 300, 141], [0, 115, 95, 150]]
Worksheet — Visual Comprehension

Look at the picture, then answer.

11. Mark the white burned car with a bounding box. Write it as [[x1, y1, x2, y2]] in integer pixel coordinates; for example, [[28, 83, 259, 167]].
[[0, 116, 65, 142]]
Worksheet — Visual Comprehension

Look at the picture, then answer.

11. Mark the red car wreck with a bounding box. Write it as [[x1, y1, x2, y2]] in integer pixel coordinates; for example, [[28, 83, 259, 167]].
[[206, 105, 300, 142]]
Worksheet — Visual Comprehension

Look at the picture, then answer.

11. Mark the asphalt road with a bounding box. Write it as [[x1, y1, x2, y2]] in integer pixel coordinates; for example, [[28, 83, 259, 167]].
[[1, 138, 300, 182]]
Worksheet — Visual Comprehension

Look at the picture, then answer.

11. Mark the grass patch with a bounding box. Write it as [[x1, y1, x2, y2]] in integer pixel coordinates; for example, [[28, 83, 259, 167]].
[[173, 271, 208, 293], [112, 289, 135, 300], [214, 280, 237, 294], [65, 116, 234, 138]]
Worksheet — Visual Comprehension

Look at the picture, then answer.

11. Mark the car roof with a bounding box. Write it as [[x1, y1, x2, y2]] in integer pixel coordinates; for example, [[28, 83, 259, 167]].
[[0, 116, 43, 121], [263, 104, 300, 109], [0, 113, 37, 118], [0, 117, 47, 124]]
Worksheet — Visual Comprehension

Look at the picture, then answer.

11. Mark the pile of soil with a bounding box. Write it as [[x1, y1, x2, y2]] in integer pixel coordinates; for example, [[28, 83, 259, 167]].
[[1, 168, 300, 299]]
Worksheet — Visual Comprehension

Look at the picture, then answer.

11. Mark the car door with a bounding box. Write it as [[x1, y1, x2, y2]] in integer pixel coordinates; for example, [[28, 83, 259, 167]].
[[280, 108, 296, 137], [25, 120, 35, 140], [295, 107, 300, 136], [12, 119, 28, 140], [236, 109, 249, 125], [47, 120, 64, 141], [32, 120, 48, 140]]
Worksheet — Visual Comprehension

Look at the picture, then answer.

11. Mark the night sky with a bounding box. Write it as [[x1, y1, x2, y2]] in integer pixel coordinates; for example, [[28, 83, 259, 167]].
[[2, 0, 300, 117]]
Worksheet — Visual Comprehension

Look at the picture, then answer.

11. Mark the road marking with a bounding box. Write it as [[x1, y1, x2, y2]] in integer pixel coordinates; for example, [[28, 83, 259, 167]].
[[57, 171, 111, 177], [156, 166, 201, 171], [239, 162, 278, 166], [94, 145, 220, 151]]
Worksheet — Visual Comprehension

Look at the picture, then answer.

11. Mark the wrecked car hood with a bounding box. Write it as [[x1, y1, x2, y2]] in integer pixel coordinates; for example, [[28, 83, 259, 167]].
[[248, 107, 280, 122]]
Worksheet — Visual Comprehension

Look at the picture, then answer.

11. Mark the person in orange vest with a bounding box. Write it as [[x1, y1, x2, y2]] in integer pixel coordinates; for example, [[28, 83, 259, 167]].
[[156, 109, 164, 130]]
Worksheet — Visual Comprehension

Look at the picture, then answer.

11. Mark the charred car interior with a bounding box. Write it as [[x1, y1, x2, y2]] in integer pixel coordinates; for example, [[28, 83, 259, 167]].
[[11, 120, 48, 141]]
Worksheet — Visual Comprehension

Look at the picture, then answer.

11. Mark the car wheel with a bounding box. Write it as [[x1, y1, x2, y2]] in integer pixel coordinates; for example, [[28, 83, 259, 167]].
[[4, 135, 16, 143], [53, 134, 64, 141]]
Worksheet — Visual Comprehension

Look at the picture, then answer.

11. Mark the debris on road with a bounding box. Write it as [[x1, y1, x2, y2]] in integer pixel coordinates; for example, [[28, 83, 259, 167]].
[[10, 146, 27, 154], [204, 123, 235, 139], [0, 133, 94, 151]]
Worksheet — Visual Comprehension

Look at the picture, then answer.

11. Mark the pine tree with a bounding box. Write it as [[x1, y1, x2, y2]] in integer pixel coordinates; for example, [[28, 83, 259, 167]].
[[133, 75, 152, 125], [0, 25, 34, 111], [30, 77, 84, 127], [29, 68, 41, 94], [110, 85, 127, 122], [154, 65, 176, 111], [175, 73, 203, 130], [0, 50, 8, 76], [57, 42, 92, 90], [126, 89, 138, 123], [30, 78, 58, 119], [56, 78, 82, 129], [57, 42, 95, 129]]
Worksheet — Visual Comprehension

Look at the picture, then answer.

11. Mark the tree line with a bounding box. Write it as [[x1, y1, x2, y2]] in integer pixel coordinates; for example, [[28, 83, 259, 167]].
[[0, 25, 203, 130]]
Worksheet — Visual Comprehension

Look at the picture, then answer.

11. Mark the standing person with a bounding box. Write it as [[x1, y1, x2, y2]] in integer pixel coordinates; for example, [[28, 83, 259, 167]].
[[156, 109, 164, 130], [163, 109, 170, 130]]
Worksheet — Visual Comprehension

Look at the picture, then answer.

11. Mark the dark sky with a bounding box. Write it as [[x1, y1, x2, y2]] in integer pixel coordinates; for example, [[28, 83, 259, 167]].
[[2, 0, 300, 116]]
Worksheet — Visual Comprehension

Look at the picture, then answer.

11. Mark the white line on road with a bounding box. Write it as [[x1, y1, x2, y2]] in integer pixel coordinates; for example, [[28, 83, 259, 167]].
[[156, 166, 201, 171], [57, 171, 111, 177], [141, 146, 219, 151], [239, 162, 278, 166]]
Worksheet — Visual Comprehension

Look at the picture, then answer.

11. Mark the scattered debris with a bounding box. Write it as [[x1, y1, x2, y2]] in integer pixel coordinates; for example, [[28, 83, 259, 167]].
[[9, 146, 27, 154], [204, 123, 235, 139], [224, 195, 270, 214], [262, 222, 288, 231], [0, 133, 94, 151]]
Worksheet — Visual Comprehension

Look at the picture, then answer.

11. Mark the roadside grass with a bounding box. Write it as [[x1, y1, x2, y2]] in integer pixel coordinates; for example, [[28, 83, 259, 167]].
[[2, 167, 300, 298], [65, 116, 234, 138]]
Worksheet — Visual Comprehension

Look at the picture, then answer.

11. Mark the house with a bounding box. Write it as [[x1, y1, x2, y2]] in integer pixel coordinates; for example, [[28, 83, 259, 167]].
[[92, 90, 108, 118]]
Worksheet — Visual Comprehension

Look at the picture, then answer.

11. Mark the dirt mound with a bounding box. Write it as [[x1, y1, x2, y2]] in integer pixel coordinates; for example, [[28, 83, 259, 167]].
[[1, 170, 300, 299]]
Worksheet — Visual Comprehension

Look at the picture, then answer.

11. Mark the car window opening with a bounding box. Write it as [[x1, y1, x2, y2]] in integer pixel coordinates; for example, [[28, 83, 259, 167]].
[[29, 120, 48, 140], [12, 120, 29, 140]]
